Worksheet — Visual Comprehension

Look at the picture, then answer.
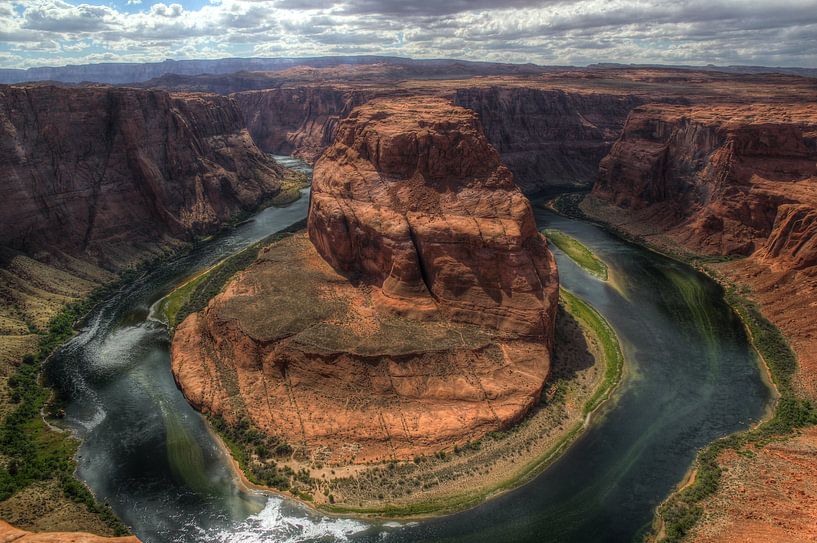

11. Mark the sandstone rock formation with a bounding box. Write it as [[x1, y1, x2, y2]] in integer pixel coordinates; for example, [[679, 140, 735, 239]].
[[309, 97, 559, 337], [453, 87, 643, 192], [0, 521, 140, 542], [233, 87, 374, 162], [232, 84, 644, 192], [593, 104, 817, 260], [585, 102, 817, 542], [588, 102, 817, 387], [0, 84, 283, 269], [172, 97, 558, 463]]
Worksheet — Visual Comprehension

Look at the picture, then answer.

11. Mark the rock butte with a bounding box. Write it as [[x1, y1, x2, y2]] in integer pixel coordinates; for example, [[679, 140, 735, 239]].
[[171, 97, 559, 463]]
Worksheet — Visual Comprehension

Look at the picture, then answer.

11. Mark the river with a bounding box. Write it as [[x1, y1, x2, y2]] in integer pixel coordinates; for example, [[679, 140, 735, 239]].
[[46, 159, 771, 543]]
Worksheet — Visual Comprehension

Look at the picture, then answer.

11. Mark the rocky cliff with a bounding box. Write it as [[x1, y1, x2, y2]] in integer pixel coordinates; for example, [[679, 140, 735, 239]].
[[309, 97, 559, 337], [592, 104, 817, 261], [233, 86, 374, 162], [172, 97, 559, 464], [233, 84, 641, 193], [0, 84, 283, 269], [586, 103, 817, 395], [453, 87, 643, 191]]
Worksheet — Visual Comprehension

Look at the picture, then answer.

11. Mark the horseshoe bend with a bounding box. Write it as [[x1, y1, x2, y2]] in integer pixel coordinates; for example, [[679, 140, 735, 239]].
[[170, 97, 560, 469]]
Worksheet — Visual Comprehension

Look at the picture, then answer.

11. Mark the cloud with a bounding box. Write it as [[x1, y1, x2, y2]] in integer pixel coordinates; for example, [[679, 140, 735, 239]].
[[149, 3, 183, 18], [274, 0, 559, 17], [0, 0, 816, 69], [21, 0, 116, 32]]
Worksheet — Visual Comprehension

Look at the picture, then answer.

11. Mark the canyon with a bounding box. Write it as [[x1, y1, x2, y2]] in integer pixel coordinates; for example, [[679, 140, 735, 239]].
[[0, 83, 285, 538], [587, 103, 817, 395], [170, 97, 559, 466], [1, 60, 817, 541], [0, 84, 285, 361], [583, 102, 817, 542]]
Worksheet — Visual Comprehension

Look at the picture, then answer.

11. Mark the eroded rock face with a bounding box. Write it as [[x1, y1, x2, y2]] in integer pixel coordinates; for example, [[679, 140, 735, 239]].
[[0, 84, 283, 269], [453, 87, 643, 191], [172, 97, 558, 463], [309, 97, 559, 338], [232, 84, 644, 192], [0, 521, 140, 542], [233, 87, 374, 162], [587, 102, 817, 394], [593, 104, 817, 262]]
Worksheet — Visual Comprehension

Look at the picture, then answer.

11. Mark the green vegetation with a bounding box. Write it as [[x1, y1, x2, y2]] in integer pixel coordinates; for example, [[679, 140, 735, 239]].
[[0, 292, 131, 535], [546, 192, 589, 219], [269, 170, 310, 207], [543, 228, 609, 280], [321, 288, 625, 518], [158, 219, 306, 327], [210, 415, 302, 493], [560, 289, 624, 415], [656, 287, 817, 543]]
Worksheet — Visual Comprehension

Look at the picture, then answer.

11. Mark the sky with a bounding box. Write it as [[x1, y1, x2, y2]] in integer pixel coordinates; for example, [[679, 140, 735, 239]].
[[1, 0, 817, 69]]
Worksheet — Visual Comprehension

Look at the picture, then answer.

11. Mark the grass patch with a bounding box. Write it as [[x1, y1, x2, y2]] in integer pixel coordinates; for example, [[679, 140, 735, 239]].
[[560, 289, 624, 416], [655, 287, 817, 543], [543, 228, 608, 280], [268, 170, 309, 207]]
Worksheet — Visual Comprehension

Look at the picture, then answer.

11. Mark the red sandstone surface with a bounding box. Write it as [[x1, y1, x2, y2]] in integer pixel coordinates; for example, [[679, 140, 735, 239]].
[[0, 521, 140, 542], [171, 97, 558, 463], [309, 97, 558, 338], [0, 84, 283, 269], [689, 427, 817, 543], [160, 67, 817, 192], [589, 103, 817, 392]]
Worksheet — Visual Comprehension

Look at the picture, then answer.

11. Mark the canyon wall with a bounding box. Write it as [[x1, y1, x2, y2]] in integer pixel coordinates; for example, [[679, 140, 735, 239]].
[[585, 101, 817, 542], [172, 97, 559, 464], [233, 84, 640, 193], [233, 86, 375, 162], [587, 103, 817, 396], [592, 104, 817, 260], [0, 85, 283, 269], [453, 87, 643, 192]]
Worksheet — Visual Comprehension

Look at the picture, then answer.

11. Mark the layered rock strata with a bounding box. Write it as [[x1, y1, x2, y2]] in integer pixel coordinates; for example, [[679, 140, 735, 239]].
[[0, 84, 283, 268], [584, 102, 817, 542], [588, 103, 817, 387], [592, 104, 817, 260], [172, 97, 559, 463], [453, 87, 642, 191]]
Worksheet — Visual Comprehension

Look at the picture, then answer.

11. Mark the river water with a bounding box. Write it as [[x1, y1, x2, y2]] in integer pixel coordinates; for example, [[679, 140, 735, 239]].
[[46, 160, 771, 543]]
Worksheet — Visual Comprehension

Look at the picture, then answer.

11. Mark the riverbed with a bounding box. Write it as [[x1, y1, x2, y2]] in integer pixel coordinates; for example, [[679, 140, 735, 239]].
[[46, 166, 771, 543]]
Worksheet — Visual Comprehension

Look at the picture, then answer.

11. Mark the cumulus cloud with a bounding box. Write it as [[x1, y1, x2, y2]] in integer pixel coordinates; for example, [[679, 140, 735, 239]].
[[149, 3, 183, 18], [0, 0, 815, 69]]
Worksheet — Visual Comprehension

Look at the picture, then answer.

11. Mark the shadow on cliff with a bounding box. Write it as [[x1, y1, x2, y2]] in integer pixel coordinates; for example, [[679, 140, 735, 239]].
[[550, 305, 595, 382]]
